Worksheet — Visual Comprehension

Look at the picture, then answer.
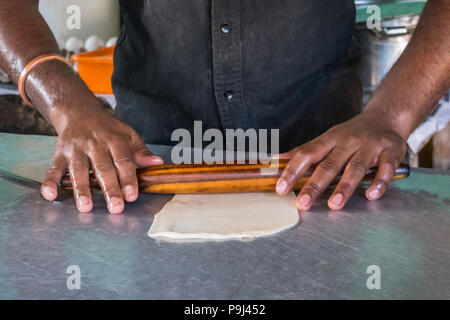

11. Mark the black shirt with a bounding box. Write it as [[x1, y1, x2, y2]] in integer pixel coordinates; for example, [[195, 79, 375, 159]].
[[112, 0, 362, 152]]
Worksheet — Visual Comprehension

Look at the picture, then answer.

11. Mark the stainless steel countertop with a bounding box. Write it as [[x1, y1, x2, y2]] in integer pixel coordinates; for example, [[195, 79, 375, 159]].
[[0, 133, 449, 299]]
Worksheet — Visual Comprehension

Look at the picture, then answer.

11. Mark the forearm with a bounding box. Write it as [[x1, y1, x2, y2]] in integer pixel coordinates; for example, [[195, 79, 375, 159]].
[[364, 0, 450, 140], [0, 0, 101, 133]]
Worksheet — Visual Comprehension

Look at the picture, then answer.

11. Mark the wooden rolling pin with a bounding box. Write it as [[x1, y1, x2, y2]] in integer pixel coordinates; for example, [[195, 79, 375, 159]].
[[61, 160, 410, 194]]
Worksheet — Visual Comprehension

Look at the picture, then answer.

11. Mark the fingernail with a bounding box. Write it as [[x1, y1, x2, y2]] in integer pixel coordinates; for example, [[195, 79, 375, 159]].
[[124, 185, 136, 201], [109, 197, 122, 209], [368, 186, 381, 200], [297, 194, 311, 209], [43, 186, 55, 198], [276, 179, 288, 194], [331, 193, 344, 207], [151, 156, 164, 164], [79, 196, 89, 205], [78, 196, 90, 211]]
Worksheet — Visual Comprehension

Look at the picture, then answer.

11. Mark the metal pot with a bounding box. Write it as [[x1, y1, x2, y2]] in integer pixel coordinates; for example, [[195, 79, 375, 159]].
[[355, 15, 419, 102]]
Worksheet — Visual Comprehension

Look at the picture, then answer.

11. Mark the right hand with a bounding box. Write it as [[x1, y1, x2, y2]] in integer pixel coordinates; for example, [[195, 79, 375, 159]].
[[40, 106, 163, 214]]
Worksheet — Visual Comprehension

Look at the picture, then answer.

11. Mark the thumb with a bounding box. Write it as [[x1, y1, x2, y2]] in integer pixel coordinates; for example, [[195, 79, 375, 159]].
[[132, 139, 164, 167]]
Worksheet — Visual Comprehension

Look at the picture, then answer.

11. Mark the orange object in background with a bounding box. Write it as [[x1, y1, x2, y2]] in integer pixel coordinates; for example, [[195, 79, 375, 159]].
[[71, 46, 115, 94]]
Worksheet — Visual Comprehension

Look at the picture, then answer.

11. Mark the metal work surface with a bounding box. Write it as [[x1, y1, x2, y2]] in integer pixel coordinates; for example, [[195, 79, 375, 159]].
[[0, 133, 449, 299]]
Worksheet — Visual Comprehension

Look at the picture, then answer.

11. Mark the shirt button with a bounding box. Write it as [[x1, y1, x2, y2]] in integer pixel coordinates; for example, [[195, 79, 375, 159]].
[[224, 90, 233, 101], [221, 24, 231, 34]]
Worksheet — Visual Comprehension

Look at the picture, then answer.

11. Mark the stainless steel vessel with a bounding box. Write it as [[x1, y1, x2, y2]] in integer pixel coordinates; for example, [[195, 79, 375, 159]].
[[355, 15, 419, 102]]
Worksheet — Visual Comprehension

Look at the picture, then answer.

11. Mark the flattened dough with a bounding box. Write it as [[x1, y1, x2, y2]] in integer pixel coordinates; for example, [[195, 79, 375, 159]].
[[148, 192, 299, 241]]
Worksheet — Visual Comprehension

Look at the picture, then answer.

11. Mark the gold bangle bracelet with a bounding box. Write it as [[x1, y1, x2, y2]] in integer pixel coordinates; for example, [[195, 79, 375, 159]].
[[18, 53, 72, 107]]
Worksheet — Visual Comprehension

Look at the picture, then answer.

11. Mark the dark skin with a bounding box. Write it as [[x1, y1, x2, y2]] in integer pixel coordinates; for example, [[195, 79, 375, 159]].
[[0, 0, 449, 214], [0, 0, 163, 214], [276, 0, 450, 210]]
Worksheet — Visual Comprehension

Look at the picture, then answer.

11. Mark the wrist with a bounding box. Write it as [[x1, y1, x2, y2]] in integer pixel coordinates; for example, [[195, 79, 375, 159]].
[[363, 94, 416, 141], [23, 59, 105, 133], [49, 101, 105, 135]]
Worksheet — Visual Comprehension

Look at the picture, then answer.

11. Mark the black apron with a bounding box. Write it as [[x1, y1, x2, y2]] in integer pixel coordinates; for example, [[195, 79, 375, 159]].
[[112, 0, 362, 152]]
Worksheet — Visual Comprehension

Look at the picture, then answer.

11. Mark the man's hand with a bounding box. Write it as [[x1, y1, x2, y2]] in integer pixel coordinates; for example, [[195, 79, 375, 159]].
[[276, 110, 407, 211], [0, 1, 165, 214], [40, 106, 163, 214], [276, 0, 450, 211]]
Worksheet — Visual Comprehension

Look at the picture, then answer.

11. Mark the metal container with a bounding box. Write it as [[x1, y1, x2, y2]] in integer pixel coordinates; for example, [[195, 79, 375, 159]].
[[355, 15, 419, 103]]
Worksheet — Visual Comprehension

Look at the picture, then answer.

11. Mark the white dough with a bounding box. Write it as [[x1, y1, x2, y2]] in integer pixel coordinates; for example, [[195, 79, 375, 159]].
[[148, 192, 299, 241]]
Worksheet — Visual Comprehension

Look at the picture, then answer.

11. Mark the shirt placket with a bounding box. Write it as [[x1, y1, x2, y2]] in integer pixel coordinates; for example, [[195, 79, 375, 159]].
[[211, 0, 250, 129]]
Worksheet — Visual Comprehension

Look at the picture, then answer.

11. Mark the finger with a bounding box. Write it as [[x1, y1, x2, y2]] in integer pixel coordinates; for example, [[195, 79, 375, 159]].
[[69, 151, 93, 213], [296, 146, 356, 211], [41, 154, 67, 201], [90, 149, 124, 214], [131, 135, 163, 167], [277, 152, 292, 160], [109, 142, 139, 202], [328, 150, 377, 210], [276, 139, 334, 196], [366, 149, 401, 201]]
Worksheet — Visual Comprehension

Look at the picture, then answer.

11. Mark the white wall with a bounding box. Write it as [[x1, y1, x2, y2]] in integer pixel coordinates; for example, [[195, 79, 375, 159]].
[[38, 0, 121, 48]]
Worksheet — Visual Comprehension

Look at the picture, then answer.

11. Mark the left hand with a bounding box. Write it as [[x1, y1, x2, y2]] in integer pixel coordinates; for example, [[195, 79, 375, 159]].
[[276, 110, 408, 211]]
